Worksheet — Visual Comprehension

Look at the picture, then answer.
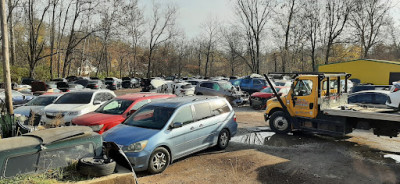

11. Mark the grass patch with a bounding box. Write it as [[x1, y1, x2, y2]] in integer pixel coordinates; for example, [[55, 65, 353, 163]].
[[0, 161, 95, 184]]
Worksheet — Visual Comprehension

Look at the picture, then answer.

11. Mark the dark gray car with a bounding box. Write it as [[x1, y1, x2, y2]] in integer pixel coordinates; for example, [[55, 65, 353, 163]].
[[194, 81, 248, 105]]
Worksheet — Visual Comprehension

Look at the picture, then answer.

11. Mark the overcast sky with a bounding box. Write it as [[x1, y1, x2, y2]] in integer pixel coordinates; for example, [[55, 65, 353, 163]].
[[139, 0, 400, 39], [139, 0, 234, 38]]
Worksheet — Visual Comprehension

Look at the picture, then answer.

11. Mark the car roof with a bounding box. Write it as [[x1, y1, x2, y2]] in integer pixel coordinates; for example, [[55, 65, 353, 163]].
[[66, 89, 112, 94], [23, 126, 94, 145], [147, 96, 221, 108], [116, 93, 175, 100], [40, 93, 63, 97]]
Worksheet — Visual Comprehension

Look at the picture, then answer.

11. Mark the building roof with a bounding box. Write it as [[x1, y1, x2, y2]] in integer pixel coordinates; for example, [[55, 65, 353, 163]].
[[319, 59, 400, 67]]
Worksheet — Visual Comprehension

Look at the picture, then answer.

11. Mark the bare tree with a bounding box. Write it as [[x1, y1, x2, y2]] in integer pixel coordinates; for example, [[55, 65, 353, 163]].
[[146, 1, 177, 78], [200, 17, 219, 78], [235, 0, 274, 73], [49, 0, 59, 79], [7, 0, 18, 66], [221, 26, 244, 76], [273, 0, 299, 72], [303, 0, 321, 71], [62, 0, 98, 77], [19, 0, 51, 78], [350, 0, 390, 58], [121, 0, 144, 77], [322, 0, 352, 64]]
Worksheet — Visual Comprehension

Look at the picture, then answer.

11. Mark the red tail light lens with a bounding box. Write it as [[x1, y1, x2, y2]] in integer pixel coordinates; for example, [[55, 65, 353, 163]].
[[262, 86, 267, 89], [233, 114, 237, 122], [394, 88, 399, 92]]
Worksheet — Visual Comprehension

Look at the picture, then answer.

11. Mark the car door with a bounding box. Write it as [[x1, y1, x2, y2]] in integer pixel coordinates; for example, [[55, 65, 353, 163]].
[[289, 78, 318, 118], [165, 105, 195, 159], [188, 102, 215, 151], [197, 100, 230, 147]]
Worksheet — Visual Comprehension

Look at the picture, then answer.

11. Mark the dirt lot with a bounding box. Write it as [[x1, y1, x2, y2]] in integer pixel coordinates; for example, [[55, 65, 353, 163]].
[[114, 89, 400, 184]]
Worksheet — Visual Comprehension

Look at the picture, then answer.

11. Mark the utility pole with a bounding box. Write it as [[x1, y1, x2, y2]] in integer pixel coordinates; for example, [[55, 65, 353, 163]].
[[1, 0, 14, 114]]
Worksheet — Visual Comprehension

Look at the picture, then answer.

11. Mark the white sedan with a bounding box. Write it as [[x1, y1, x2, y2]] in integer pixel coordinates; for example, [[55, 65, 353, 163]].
[[386, 83, 400, 109], [41, 89, 116, 125]]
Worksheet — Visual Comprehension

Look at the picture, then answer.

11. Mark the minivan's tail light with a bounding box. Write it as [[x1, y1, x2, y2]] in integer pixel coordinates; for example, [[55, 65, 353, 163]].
[[394, 88, 399, 92], [233, 114, 237, 122]]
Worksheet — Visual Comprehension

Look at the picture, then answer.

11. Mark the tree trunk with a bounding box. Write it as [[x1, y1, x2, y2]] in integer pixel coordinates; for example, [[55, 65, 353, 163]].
[[49, 2, 56, 79], [146, 49, 152, 78]]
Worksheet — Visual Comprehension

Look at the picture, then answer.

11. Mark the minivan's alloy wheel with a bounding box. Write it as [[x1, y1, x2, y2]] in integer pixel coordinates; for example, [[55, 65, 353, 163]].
[[269, 111, 292, 134], [148, 147, 170, 174], [217, 129, 230, 150]]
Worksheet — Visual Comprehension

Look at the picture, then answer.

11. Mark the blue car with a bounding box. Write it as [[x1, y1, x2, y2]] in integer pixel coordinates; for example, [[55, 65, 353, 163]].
[[103, 96, 237, 174], [230, 77, 268, 94]]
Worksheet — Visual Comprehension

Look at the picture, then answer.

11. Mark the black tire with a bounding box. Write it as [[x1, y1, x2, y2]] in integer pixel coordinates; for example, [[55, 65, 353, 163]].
[[216, 129, 230, 150], [77, 157, 116, 177], [196, 92, 203, 95], [148, 147, 170, 174], [269, 111, 292, 134]]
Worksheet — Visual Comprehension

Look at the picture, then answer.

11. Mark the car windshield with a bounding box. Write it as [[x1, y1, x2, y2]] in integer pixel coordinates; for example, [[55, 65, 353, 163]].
[[95, 99, 134, 115], [54, 93, 92, 104], [26, 96, 58, 106], [261, 87, 281, 93], [124, 105, 175, 130], [220, 82, 233, 90]]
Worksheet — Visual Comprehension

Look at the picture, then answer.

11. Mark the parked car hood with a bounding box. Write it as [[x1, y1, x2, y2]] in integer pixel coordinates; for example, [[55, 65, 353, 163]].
[[251, 92, 274, 99], [73, 112, 125, 126], [103, 124, 159, 146], [14, 106, 44, 116], [45, 103, 91, 112]]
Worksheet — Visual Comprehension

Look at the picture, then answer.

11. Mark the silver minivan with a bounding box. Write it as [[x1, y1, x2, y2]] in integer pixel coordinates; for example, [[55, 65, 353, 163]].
[[103, 96, 238, 173]]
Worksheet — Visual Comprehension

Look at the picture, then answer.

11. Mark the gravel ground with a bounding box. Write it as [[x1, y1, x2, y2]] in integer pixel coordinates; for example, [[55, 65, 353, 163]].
[[113, 89, 400, 184]]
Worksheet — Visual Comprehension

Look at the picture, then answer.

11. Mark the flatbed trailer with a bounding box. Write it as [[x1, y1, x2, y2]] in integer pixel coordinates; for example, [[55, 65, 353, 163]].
[[264, 73, 400, 137]]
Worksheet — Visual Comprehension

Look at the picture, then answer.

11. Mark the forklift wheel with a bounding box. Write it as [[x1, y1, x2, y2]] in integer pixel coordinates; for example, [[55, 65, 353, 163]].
[[269, 111, 292, 134]]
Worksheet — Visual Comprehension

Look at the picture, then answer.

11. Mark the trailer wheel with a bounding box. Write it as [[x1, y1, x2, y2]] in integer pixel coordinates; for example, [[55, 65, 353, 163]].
[[269, 111, 291, 134]]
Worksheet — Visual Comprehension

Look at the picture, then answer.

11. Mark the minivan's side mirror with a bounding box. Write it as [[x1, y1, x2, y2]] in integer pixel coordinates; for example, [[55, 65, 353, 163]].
[[93, 100, 101, 105], [170, 122, 183, 129]]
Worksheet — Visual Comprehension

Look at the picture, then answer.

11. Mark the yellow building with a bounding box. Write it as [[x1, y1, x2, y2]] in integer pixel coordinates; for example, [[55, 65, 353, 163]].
[[318, 59, 400, 85]]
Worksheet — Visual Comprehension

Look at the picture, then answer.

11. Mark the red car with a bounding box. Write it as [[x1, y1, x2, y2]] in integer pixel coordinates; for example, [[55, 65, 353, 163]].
[[250, 86, 290, 110], [71, 93, 176, 134]]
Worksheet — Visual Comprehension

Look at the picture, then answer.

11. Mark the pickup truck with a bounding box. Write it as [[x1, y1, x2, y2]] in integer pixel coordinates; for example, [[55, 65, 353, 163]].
[[264, 73, 400, 137]]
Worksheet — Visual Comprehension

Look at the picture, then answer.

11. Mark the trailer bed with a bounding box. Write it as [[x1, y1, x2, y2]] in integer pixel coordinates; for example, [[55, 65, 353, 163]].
[[322, 105, 400, 122]]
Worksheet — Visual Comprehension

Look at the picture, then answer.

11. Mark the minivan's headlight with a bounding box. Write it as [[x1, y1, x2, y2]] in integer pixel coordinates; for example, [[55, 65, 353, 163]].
[[124, 140, 148, 153]]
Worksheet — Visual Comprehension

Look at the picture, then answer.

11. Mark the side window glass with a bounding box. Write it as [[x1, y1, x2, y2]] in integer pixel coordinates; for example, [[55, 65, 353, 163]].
[[94, 93, 102, 102], [358, 94, 372, 103], [375, 94, 388, 104], [293, 80, 313, 96], [172, 106, 194, 125], [210, 100, 230, 116], [212, 83, 220, 91], [242, 79, 251, 84], [253, 80, 262, 85], [131, 99, 151, 111], [194, 102, 212, 121]]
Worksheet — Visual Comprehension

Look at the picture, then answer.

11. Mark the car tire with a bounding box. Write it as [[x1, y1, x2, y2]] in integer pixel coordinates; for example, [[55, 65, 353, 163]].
[[269, 111, 292, 134], [148, 147, 170, 174], [216, 129, 230, 150], [196, 92, 203, 95], [77, 157, 116, 177]]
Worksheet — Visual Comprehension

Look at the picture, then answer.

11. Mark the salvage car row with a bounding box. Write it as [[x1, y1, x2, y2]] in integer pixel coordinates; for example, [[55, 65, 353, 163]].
[[11, 88, 238, 175]]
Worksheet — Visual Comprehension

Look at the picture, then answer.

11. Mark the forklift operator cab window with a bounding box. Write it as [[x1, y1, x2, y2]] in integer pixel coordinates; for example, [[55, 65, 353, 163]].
[[293, 80, 313, 96]]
